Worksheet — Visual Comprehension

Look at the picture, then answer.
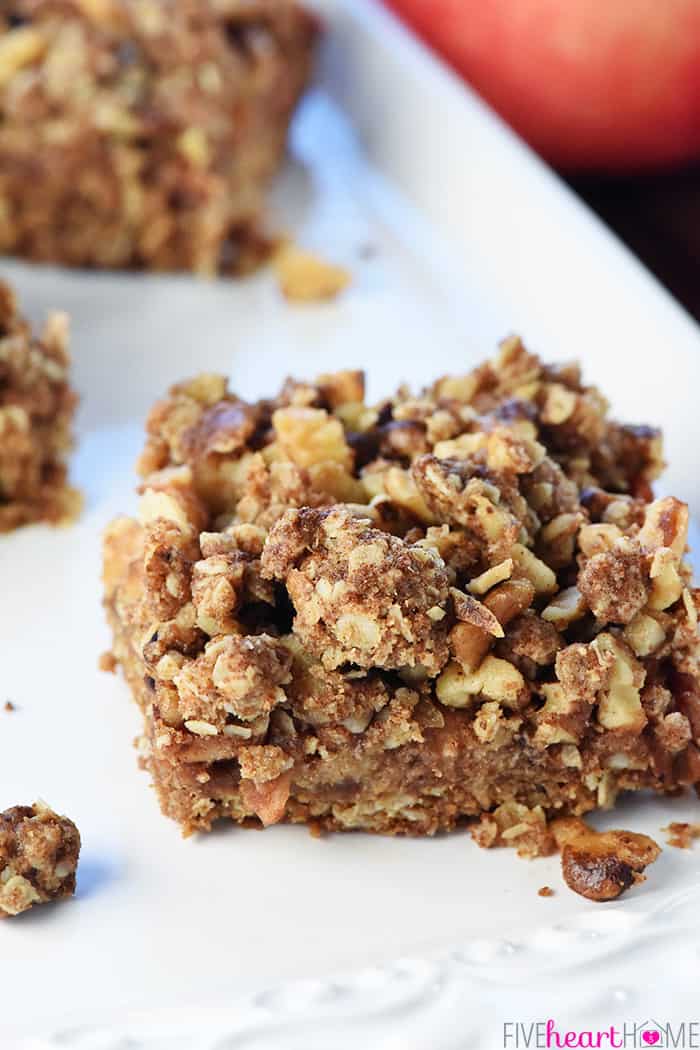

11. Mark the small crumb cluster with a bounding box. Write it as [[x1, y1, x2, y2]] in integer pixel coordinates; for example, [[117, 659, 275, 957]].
[[662, 821, 700, 849], [102, 337, 700, 879], [0, 802, 80, 917]]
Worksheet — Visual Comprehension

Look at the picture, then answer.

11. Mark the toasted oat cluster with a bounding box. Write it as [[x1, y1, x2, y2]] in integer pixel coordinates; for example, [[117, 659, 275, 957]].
[[0, 280, 79, 532], [0, 802, 81, 917], [103, 338, 700, 846], [0, 0, 316, 274]]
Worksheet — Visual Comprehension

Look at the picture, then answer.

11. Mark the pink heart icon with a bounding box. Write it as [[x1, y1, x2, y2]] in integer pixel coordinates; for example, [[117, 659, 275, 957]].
[[642, 1032, 660, 1046]]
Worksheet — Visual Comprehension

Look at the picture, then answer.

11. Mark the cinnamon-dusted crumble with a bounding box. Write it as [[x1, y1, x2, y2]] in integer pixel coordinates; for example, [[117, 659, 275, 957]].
[[0, 280, 79, 532], [0, 802, 80, 917], [0, 0, 317, 275], [102, 338, 700, 855]]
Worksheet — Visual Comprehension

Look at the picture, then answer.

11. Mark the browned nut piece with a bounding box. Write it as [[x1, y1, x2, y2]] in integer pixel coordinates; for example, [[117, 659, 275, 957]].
[[467, 559, 514, 596], [238, 746, 294, 826], [542, 586, 587, 629], [638, 496, 689, 559], [483, 577, 536, 627], [452, 589, 504, 637], [316, 370, 365, 408], [449, 622, 492, 673], [0, 802, 81, 917], [551, 817, 660, 901]]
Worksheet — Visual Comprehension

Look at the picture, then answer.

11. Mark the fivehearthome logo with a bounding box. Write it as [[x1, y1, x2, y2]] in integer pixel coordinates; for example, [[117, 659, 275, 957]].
[[503, 1019, 700, 1048]]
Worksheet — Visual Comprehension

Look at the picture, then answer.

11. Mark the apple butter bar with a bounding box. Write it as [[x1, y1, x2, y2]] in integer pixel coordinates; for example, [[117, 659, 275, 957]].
[[0, 280, 79, 532], [0, 0, 317, 274], [102, 338, 700, 841]]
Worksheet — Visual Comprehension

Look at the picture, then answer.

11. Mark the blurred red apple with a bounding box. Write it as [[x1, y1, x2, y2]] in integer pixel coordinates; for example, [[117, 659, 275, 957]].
[[384, 0, 700, 172]]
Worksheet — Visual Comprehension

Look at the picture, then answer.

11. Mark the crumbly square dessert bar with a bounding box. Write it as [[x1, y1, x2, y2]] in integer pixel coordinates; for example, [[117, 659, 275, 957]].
[[0, 280, 79, 532], [0, 0, 317, 274], [103, 339, 700, 843], [0, 801, 81, 917]]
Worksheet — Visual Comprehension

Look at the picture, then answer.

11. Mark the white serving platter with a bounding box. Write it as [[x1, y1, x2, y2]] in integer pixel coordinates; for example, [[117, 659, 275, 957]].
[[2, 1, 700, 1046]]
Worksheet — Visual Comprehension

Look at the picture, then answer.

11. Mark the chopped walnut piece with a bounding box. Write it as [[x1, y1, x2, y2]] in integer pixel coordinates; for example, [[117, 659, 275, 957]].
[[452, 589, 504, 638], [437, 655, 528, 710], [449, 622, 492, 674], [510, 544, 557, 596], [622, 611, 667, 657], [0, 802, 80, 917], [578, 523, 623, 558], [467, 559, 514, 596], [272, 407, 353, 470], [551, 817, 660, 901], [483, 578, 536, 626], [534, 682, 591, 747], [638, 497, 689, 560], [593, 634, 647, 733], [647, 547, 684, 611], [239, 745, 294, 826], [542, 586, 587, 629]]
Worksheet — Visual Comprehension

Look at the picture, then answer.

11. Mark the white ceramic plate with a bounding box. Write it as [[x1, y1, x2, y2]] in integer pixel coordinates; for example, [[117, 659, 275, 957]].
[[3, 2, 700, 1046]]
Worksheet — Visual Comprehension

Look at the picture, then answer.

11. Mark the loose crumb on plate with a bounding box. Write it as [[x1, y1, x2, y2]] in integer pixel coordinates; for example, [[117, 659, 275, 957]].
[[4, 700, 15, 712], [662, 822, 700, 849], [99, 651, 118, 674], [538, 886, 555, 897], [0, 802, 80, 918], [551, 818, 661, 902], [273, 243, 351, 302]]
